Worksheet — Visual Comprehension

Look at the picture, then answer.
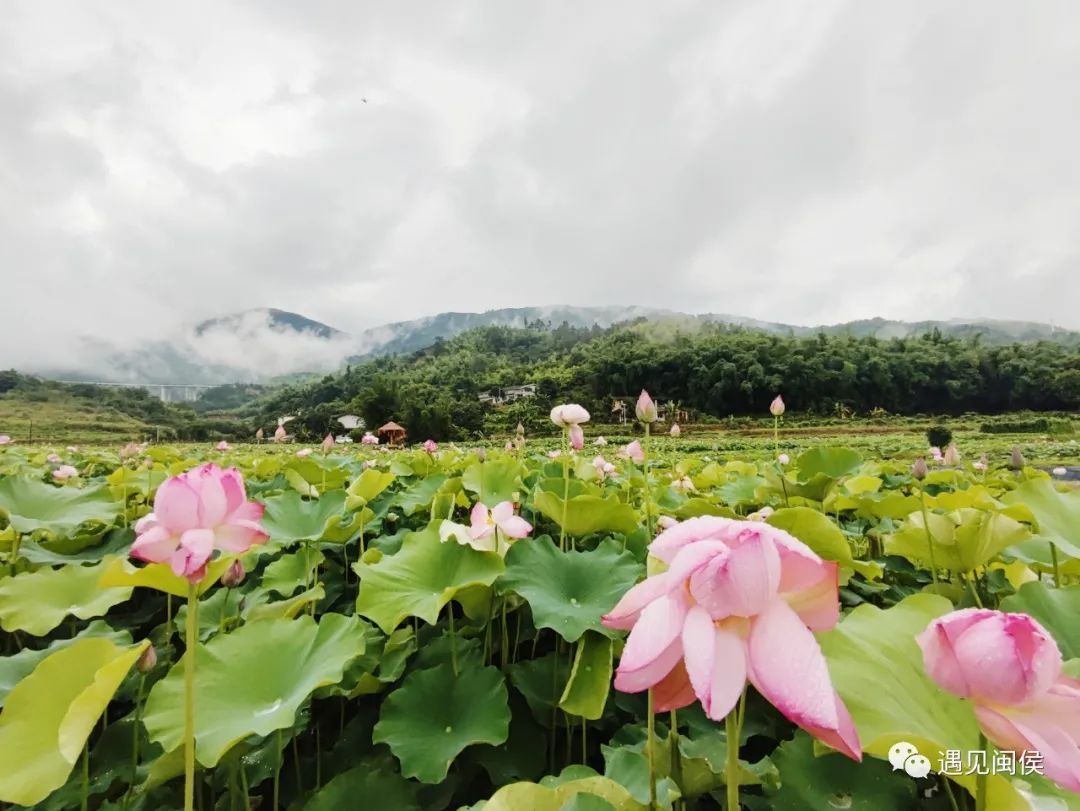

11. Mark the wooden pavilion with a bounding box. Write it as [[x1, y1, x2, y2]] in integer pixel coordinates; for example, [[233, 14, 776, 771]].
[[378, 421, 407, 447]]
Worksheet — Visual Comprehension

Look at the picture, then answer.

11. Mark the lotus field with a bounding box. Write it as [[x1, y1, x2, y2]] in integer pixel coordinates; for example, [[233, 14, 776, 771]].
[[3, 398, 1080, 810]]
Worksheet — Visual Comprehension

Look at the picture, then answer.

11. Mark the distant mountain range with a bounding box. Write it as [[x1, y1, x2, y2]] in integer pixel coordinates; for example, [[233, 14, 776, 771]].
[[29, 306, 1080, 385]]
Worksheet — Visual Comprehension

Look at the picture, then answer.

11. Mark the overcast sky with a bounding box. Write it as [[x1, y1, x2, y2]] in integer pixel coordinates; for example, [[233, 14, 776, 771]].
[[3, 0, 1080, 366]]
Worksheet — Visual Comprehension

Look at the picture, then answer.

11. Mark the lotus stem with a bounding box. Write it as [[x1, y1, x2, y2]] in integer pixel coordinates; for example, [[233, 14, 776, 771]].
[[560, 428, 570, 552], [448, 605, 459, 677], [643, 423, 653, 539], [726, 691, 745, 811], [124, 673, 147, 809], [273, 728, 282, 810], [647, 688, 657, 810], [669, 709, 682, 801], [81, 741, 89, 811], [941, 777, 961, 811], [966, 572, 984, 608], [975, 733, 988, 811], [918, 488, 940, 587], [184, 582, 199, 811], [1051, 544, 1062, 588]]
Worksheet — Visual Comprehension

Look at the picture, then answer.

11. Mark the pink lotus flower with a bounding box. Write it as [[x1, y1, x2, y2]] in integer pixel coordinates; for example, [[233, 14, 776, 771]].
[[594, 436, 608, 446], [215, 441, 231, 451], [657, 515, 678, 530], [943, 444, 961, 466], [423, 439, 438, 453], [620, 440, 645, 464], [120, 442, 140, 460], [672, 475, 695, 492], [47, 453, 61, 463], [550, 404, 590, 427], [470, 501, 532, 542], [602, 516, 861, 761], [274, 425, 287, 442], [929, 446, 943, 462], [593, 455, 616, 479], [255, 428, 264, 441], [296, 448, 313, 458], [362, 459, 376, 469], [1053, 467, 1068, 477], [973, 459, 988, 472], [361, 432, 379, 445], [66, 446, 79, 453], [321, 433, 335, 453], [547, 450, 562, 459], [52, 465, 79, 481], [0, 435, 12, 445], [505, 440, 514, 451], [919, 609, 1080, 791], [569, 425, 584, 450], [636, 390, 658, 424], [670, 423, 681, 437], [770, 395, 785, 417], [777, 453, 790, 466], [130, 463, 267, 583]]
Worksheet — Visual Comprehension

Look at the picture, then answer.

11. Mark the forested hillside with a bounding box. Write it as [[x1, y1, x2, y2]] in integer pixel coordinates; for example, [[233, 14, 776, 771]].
[[257, 323, 1080, 440]]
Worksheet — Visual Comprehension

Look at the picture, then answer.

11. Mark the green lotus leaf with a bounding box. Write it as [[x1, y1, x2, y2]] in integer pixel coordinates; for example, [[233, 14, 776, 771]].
[[480, 774, 646, 811], [1002, 478, 1080, 559], [394, 474, 448, 516], [373, 662, 510, 783], [98, 555, 236, 598], [499, 537, 642, 642], [532, 492, 639, 537], [302, 762, 420, 810], [0, 559, 132, 635], [0, 637, 147, 806], [886, 508, 1030, 573], [559, 631, 613, 720], [0, 478, 120, 538], [355, 525, 504, 633], [262, 489, 361, 545], [345, 467, 396, 510], [463, 458, 526, 507], [285, 458, 351, 492], [767, 507, 878, 579], [263, 547, 324, 596], [766, 731, 916, 810], [17, 527, 133, 565], [816, 593, 993, 797], [795, 447, 863, 483], [0, 620, 129, 707], [142, 613, 366, 767], [1001, 582, 1080, 659]]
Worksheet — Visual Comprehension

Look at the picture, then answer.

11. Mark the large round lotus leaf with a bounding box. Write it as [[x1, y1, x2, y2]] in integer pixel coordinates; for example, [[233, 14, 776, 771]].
[[17, 527, 133, 565], [499, 537, 642, 642], [532, 492, 639, 537], [0, 620, 129, 707], [462, 459, 525, 507], [886, 508, 1030, 573], [0, 559, 132, 635], [481, 775, 646, 811], [766, 731, 915, 810], [345, 467, 396, 510], [0, 637, 147, 806], [795, 447, 863, 482], [816, 593, 985, 794], [1001, 581, 1080, 659], [302, 763, 420, 811], [373, 662, 510, 783], [98, 554, 236, 598], [355, 525, 504, 634], [393, 474, 448, 516], [261, 490, 361, 545], [767, 507, 879, 579], [1002, 478, 1080, 558], [0, 478, 120, 537], [142, 613, 366, 767]]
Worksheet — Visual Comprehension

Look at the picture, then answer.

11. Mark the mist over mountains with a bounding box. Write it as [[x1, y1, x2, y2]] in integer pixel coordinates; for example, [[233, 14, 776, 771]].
[[21, 306, 1080, 386]]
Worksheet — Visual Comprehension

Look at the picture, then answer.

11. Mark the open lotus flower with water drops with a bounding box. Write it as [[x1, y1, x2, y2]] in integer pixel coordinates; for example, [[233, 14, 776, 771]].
[[919, 609, 1080, 791], [130, 463, 268, 582], [602, 516, 861, 761]]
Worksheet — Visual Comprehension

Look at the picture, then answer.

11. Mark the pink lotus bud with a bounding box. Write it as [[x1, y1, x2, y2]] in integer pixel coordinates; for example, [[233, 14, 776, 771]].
[[769, 395, 785, 417], [47, 453, 61, 463], [1010, 446, 1026, 470], [777, 453, 790, 466], [136, 644, 158, 673], [748, 506, 775, 521], [321, 433, 335, 454], [912, 457, 928, 481], [594, 436, 607, 446], [550, 404, 590, 427], [942, 444, 961, 466], [119, 442, 140, 460], [274, 425, 287, 442], [423, 439, 438, 453], [569, 424, 584, 450], [669, 423, 681, 437], [220, 559, 245, 588], [516, 423, 526, 438], [635, 390, 658, 424], [216, 441, 231, 451], [255, 428, 264, 441]]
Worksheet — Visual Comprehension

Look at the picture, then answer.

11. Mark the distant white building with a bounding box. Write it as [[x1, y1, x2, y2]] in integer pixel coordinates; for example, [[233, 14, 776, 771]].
[[478, 384, 537, 405], [337, 414, 363, 430]]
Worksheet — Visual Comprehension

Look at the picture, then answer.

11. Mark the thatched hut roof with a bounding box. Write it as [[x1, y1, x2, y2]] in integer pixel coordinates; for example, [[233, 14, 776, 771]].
[[378, 421, 406, 434]]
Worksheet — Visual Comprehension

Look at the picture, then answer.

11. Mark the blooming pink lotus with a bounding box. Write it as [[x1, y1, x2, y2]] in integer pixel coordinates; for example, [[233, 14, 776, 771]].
[[778, 453, 790, 466], [423, 439, 438, 453], [52, 465, 79, 481], [594, 436, 608, 446], [602, 516, 861, 761], [919, 609, 1080, 791], [47, 453, 62, 463], [0, 435, 12, 445], [216, 441, 231, 451], [929, 446, 943, 462], [130, 463, 268, 582], [470, 501, 532, 542], [620, 440, 645, 464], [593, 454, 616, 479], [296, 448, 313, 458], [770, 395, 785, 417], [361, 432, 379, 445], [550, 404, 590, 427]]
